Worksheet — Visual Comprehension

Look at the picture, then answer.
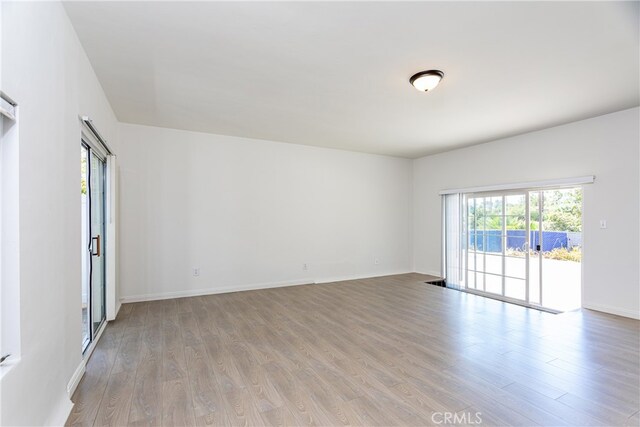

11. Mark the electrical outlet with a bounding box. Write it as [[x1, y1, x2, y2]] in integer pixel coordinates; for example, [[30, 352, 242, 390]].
[[303, 263, 308, 271], [193, 268, 200, 277], [374, 258, 380, 265], [600, 220, 607, 229]]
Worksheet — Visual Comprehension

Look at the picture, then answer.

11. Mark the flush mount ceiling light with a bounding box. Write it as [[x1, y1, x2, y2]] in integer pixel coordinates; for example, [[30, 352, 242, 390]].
[[409, 70, 444, 92]]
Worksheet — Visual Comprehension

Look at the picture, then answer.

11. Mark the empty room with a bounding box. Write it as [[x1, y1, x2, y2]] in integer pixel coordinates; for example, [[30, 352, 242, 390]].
[[1, 1, 639, 426]]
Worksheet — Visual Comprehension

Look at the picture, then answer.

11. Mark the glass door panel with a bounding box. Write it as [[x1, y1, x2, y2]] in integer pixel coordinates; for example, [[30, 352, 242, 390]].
[[467, 197, 479, 290], [81, 146, 90, 351], [465, 193, 527, 302], [505, 278, 526, 301], [485, 195, 504, 295], [540, 189, 582, 311], [89, 152, 106, 336], [528, 191, 541, 305], [485, 274, 502, 294], [81, 142, 107, 354], [504, 194, 527, 300], [504, 256, 526, 279]]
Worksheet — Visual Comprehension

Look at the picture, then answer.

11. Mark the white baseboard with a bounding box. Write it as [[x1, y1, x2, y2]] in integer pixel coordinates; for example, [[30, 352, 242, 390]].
[[65, 319, 107, 405], [414, 269, 443, 278], [67, 359, 86, 397], [582, 302, 640, 320], [314, 270, 413, 284], [120, 278, 311, 303], [114, 300, 122, 319], [45, 395, 74, 427], [120, 271, 414, 303]]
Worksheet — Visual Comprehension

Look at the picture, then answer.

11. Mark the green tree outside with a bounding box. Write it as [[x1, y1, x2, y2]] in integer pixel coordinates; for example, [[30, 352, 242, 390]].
[[468, 189, 581, 233]]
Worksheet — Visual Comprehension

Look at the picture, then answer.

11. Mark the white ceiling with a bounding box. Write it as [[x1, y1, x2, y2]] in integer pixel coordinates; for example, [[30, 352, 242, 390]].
[[63, 1, 639, 158]]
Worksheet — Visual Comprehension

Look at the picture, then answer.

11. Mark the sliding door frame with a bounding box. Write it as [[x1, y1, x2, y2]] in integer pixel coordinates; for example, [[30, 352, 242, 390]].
[[82, 140, 108, 355], [79, 117, 114, 359], [445, 183, 585, 313]]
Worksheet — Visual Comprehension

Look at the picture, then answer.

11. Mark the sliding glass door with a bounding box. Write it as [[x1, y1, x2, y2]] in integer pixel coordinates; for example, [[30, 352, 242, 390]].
[[466, 192, 528, 304], [81, 142, 106, 353], [445, 187, 582, 312], [535, 189, 583, 311], [504, 194, 528, 301]]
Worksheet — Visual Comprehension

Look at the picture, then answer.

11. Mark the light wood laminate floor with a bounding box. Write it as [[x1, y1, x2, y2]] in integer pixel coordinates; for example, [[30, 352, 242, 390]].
[[67, 273, 640, 426]]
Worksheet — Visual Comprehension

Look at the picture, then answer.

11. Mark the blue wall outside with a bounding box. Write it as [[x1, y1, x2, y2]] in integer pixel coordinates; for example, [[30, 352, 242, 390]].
[[469, 230, 569, 253]]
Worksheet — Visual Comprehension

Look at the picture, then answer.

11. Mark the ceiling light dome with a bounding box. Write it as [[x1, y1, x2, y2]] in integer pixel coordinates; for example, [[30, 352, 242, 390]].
[[410, 70, 444, 92]]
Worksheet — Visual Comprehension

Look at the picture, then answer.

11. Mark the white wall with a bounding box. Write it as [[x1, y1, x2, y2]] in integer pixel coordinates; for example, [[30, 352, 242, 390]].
[[413, 107, 640, 319], [118, 123, 412, 301], [0, 2, 118, 426]]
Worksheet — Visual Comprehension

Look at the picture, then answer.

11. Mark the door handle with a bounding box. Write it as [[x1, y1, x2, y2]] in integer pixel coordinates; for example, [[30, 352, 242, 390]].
[[91, 235, 101, 257]]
